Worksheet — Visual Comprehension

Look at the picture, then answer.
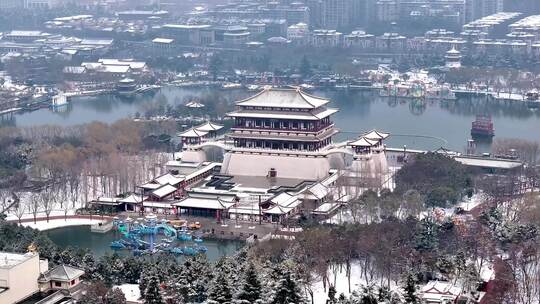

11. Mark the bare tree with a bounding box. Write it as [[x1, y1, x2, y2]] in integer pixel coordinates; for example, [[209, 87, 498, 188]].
[[68, 173, 81, 209], [492, 138, 539, 165], [0, 188, 11, 214], [13, 195, 26, 224], [39, 187, 55, 223], [29, 192, 41, 224]]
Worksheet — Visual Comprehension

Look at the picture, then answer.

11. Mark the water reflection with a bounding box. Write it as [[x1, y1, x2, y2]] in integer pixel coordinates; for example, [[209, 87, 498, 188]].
[[1, 87, 538, 153], [46, 225, 244, 260]]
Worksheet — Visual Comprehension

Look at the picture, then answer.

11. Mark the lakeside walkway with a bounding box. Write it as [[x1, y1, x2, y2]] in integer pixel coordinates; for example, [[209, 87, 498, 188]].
[[8, 215, 112, 231]]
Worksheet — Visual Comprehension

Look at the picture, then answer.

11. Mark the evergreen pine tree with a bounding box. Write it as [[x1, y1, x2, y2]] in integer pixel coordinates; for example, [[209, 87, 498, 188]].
[[139, 268, 151, 299], [327, 286, 337, 303], [403, 273, 419, 304], [377, 286, 390, 302], [208, 269, 233, 304], [144, 275, 164, 304], [235, 262, 262, 303], [105, 287, 126, 304], [187, 255, 213, 302], [359, 285, 377, 304], [272, 269, 304, 304], [168, 269, 194, 304]]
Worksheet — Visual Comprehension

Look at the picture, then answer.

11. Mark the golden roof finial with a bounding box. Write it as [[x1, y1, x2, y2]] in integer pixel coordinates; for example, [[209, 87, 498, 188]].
[[27, 242, 37, 253]]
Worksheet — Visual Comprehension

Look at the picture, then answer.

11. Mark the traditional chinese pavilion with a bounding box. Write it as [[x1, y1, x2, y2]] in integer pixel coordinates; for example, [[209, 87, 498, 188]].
[[221, 87, 339, 180]]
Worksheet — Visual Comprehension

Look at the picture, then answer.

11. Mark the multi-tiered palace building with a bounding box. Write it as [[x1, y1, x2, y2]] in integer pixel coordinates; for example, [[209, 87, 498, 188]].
[[221, 88, 340, 180]]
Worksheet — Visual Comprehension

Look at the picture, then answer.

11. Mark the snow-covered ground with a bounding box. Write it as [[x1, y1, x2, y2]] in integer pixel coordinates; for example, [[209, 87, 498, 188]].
[[310, 262, 398, 303], [113, 284, 141, 303], [5, 208, 78, 222], [21, 218, 106, 231], [3, 196, 107, 231], [456, 193, 485, 212]]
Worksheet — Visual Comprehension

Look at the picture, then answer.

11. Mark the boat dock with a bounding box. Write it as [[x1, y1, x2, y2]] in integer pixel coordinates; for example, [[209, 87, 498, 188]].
[[90, 221, 114, 233]]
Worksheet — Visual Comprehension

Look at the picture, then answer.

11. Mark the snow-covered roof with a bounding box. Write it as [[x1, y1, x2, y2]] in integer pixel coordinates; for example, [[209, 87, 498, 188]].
[[173, 196, 235, 210], [81, 62, 102, 70], [119, 78, 135, 83], [265, 204, 296, 215], [151, 184, 177, 198], [267, 36, 290, 43], [446, 46, 460, 54], [6, 30, 43, 37], [265, 191, 302, 215], [269, 192, 295, 205], [363, 130, 390, 141], [39, 265, 84, 282], [152, 38, 174, 44], [178, 128, 208, 138], [63, 66, 86, 74], [54, 15, 93, 21], [163, 24, 211, 29], [98, 59, 146, 69], [140, 182, 161, 190], [195, 121, 224, 132], [154, 173, 184, 186], [118, 194, 147, 204], [303, 183, 329, 200], [80, 39, 114, 46], [185, 163, 220, 180], [312, 202, 341, 214], [227, 107, 338, 121], [0, 252, 36, 268], [236, 88, 330, 109], [185, 101, 205, 108], [348, 136, 378, 147], [99, 65, 131, 73], [61, 49, 79, 55], [421, 281, 461, 302]]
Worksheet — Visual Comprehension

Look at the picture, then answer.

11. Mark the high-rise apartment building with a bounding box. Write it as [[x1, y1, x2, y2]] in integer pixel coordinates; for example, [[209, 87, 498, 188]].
[[307, 0, 356, 29], [376, 0, 398, 22], [504, 0, 540, 15], [465, 0, 504, 22], [0, 0, 23, 10]]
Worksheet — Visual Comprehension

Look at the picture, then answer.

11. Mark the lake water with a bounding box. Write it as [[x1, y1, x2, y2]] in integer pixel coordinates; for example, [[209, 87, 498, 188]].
[[46, 225, 244, 260], [2, 86, 539, 152]]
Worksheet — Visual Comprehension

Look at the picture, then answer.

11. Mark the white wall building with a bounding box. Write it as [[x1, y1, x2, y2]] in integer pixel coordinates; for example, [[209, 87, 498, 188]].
[[310, 29, 343, 47], [287, 22, 309, 43], [0, 252, 46, 304]]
